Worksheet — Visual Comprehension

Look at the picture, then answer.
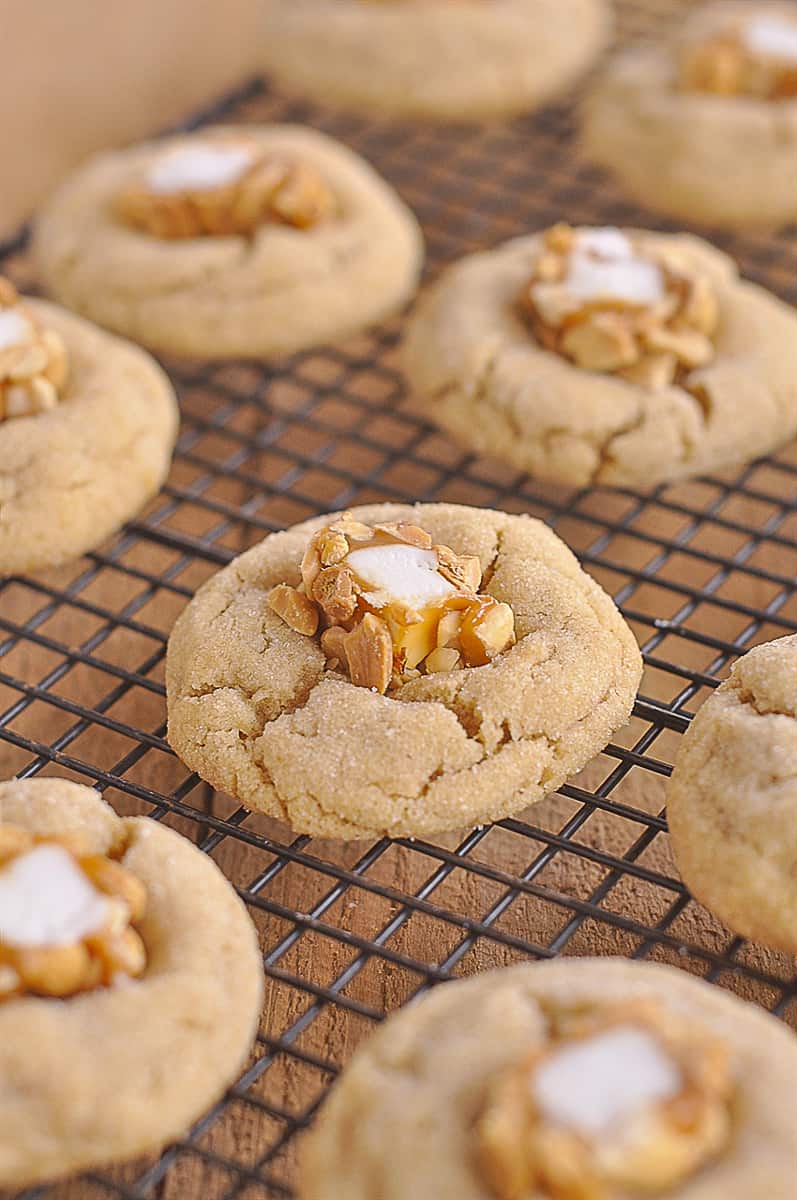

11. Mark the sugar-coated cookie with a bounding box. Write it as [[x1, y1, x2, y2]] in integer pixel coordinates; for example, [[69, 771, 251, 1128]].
[[32, 125, 424, 359], [583, 3, 797, 229], [166, 502, 642, 840], [403, 224, 797, 489], [300, 958, 797, 1200], [260, 0, 611, 121], [0, 778, 263, 1188], [667, 635, 797, 954], [0, 279, 178, 575]]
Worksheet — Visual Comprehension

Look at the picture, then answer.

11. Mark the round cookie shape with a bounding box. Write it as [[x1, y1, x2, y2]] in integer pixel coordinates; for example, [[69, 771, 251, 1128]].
[[582, 3, 797, 229], [667, 635, 797, 954], [299, 958, 797, 1200], [165, 502, 642, 840], [0, 296, 178, 575], [31, 124, 424, 359], [402, 229, 797, 489], [0, 778, 264, 1188], [259, 0, 612, 121]]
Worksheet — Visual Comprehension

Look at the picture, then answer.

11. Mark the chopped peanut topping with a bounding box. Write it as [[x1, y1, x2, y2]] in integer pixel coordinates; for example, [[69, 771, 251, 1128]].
[[267, 512, 516, 692], [476, 1000, 733, 1200], [519, 225, 719, 390], [679, 12, 797, 100], [114, 138, 337, 240], [0, 278, 68, 424], [0, 824, 147, 1001]]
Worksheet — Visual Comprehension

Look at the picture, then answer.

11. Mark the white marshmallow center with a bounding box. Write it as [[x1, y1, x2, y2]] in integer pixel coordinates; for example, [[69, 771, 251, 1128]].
[[0, 844, 109, 948], [346, 544, 456, 609], [565, 229, 665, 307], [744, 15, 797, 61], [533, 1027, 682, 1139], [147, 143, 253, 194], [0, 308, 33, 352]]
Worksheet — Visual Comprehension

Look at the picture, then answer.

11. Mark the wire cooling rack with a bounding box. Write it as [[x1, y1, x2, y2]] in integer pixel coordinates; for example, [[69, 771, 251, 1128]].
[[2, 1, 796, 1196]]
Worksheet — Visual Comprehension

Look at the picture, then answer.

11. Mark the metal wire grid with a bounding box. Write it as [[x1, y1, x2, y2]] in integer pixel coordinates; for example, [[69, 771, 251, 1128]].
[[1, 0, 797, 1196]]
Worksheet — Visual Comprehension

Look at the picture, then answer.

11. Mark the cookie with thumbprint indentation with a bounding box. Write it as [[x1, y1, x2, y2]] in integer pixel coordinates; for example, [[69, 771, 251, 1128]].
[[259, 0, 611, 121], [667, 634, 797, 955], [582, 2, 797, 229], [299, 958, 797, 1200], [402, 224, 797, 489], [165, 502, 642, 840], [0, 778, 263, 1188], [32, 124, 424, 359], [0, 278, 178, 575]]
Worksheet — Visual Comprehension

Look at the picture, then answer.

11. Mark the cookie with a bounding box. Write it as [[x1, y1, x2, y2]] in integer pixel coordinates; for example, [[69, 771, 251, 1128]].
[[0, 778, 264, 1188], [582, 3, 797, 229], [402, 224, 797, 489], [165, 502, 642, 840], [32, 124, 424, 359], [260, 0, 611, 121], [299, 958, 797, 1200], [667, 635, 797, 955], [0, 279, 178, 575]]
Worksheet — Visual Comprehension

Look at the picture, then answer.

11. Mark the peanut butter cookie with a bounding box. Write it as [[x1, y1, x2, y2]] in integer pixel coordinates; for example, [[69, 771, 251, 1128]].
[[300, 958, 797, 1200], [402, 225, 797, 489], [0, 279, 178, 575], [32, 125, 424, 359], [583, 3, 797, 229], [166, 503, 642, 840], [667, 635, 797, 955], [0, 777, 263, 1189], [260, 0, 611, 121]]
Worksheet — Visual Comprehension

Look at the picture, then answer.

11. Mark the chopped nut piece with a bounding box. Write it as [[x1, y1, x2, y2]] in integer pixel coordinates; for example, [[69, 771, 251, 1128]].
[[0, 828, 148, 1001], [425, 647, 462, 674], [318, 531, 350, 566], [114, 141, 337, 240], [561, 313, 639, 372], [0, 277, 69, 423], [519, 225, 720, 392], [436, 609, 465, 649], [312, 565, 360, 625], [374, 521, 433, 549], [328, 514, 374, 541], [461, 601, 516, 666], [267, 583, 320, 636], [343, 613, 393, 693], [320, 625, 348, 664], [435, 544, 483, 592]]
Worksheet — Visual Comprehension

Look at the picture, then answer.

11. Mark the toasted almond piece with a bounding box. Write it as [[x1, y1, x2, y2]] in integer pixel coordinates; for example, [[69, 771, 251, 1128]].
[[343, 613, 393, 693], [40, 329, 69, 391], [96, 927, 147, 980], [435, 544, 482, 592], [312, 565, 359, 625], [375, 521, 433, 549], [328, 515, 373, 541], [561, 313, 640, 372], [15, 943, 92, 997], [0, 826, 33, 863], [527, 283, 585, 328], [318, 530, 350, 566], [461, 601, 516, 666], [533, 251, 565, 283], [267, 582, 320, 636], [436, 609, 464, 649], [545, 222, 575, 254], [81, 855, 148, 923], [7, 343, 48, 381], [320, 625, 347, 663], [425, 647, 462, 674], [620, 352, 678, 390], [642, 325, 714, 369], [300, 540, 323, 593], [678, 274, 719, 337]]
